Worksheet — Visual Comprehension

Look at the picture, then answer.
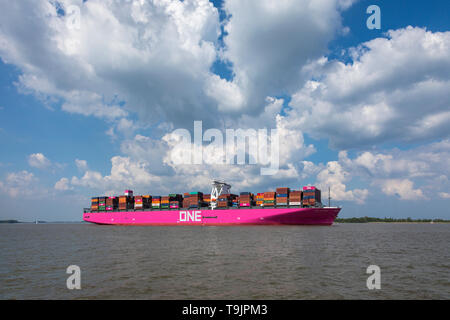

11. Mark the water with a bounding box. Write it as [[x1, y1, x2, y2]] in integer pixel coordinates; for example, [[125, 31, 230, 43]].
[[0, 223, 449, 299]]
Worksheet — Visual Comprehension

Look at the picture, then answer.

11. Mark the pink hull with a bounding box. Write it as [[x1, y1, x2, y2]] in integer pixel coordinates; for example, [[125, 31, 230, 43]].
[[83, 207, 340, 226]]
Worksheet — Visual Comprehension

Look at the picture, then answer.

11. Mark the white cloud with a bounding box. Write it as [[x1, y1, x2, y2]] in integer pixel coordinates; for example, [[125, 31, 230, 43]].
[[68, 119, 317, 196], [64, 135, 450, 205], [0, 0, 221, 128], [28, 153, 51, 169], [54, 177, 71, 191], [315, 161, 369, 204], [218, 0, 352, 113], [75, 159, 88, 171], [379, 179, 425, 200], [288, 27, 450, 148], [3, 1, 449, 211], [335, 140, 450, 200], [60, 91, 128, 120], [204, 74, 245, 112], [71, 156, 161, 195], [439, 192, 450, 199], [0, 170, 40, 198], [341, 140, 450, 180], [0, 0, 358, 131]]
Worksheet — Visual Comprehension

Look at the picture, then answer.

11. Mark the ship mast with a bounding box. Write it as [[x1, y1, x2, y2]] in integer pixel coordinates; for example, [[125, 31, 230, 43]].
[[328, 186, 331, 207], [210, 180, 231, 210]]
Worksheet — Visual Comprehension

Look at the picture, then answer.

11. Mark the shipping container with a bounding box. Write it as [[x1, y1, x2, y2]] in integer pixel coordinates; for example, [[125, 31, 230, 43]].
[[106, 196, 118, 211], [302, 187, 321, 205], [134, 196, 144, 210], [118, 195, 134, 210], [98, 197, 107, 211], [91, 197, 99, 211], [276, 187, 290, 194]]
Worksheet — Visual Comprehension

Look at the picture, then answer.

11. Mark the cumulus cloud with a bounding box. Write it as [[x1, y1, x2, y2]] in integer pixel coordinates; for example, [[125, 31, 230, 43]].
[[75, 159, 88, 171], [315, 161, 369, 204], [336, 140, 450, 200], [340, 140, 450, 180], [28, 153, 51, 169], [0, 171, 41, 197], [3, 1, 449, 211], [67, 115, 317, 196], [54, 177, 71, 191], [63, 136, 450, 205], [217, 0, 352, 113], [60, 91, 128, 120], [379, 179, 425, 200], [71, 156, 162, 195], [0, 0, 221, 128], [0, 0, 358, 130], [288, 27, 450, 148]]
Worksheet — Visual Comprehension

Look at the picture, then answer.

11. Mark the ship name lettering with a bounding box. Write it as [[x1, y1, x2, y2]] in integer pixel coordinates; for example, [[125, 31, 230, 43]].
[[179, 210, 202, 222]]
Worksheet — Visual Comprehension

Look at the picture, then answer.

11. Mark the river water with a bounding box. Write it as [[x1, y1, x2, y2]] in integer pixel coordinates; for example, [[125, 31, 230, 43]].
[[0, 223, 448, 299]]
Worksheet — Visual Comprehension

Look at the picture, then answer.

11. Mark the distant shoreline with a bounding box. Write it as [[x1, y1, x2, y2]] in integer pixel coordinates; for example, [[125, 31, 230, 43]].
[[0, 220, 85, 224], [335, 217, 450, 223]]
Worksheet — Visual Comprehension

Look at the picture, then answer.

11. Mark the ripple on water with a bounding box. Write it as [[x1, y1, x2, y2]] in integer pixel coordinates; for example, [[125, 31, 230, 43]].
[[0, 223, 449, 299]]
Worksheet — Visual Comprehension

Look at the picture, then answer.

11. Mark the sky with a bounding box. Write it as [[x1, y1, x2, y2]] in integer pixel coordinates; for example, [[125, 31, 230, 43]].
[[0, 0, 449, 221]]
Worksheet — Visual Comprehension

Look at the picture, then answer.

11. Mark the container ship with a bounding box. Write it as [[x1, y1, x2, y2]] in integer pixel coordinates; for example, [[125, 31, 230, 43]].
[[83, 181, 340, 226]]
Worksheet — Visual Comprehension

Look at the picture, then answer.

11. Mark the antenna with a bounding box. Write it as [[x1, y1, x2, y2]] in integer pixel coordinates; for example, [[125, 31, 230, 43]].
[[328, 186, 331, 207]]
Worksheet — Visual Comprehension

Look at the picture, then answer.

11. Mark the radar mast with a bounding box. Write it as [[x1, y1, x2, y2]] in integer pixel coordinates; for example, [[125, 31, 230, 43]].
[[210, 180, 231, 210]]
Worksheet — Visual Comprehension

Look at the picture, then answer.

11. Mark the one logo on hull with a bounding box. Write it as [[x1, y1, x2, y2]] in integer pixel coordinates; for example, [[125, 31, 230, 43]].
[[179, 210, 202, 222]]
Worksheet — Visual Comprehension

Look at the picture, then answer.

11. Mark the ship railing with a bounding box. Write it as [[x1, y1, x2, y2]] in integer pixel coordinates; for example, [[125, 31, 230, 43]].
[[84, 204, 333, 212]]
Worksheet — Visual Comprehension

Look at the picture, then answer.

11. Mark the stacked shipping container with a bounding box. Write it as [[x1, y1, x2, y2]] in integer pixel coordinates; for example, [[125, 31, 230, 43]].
[[276, 188, 289, 206], [161, 196, 170, 209], [118, 196, 128, 210], [134, 196, 143, 210], [90, 186, 323, 212], [203, 194, 211, 206], [169, 194, 183, 209], [187, 192, 203, 208], [152, 196, 161, 209], [91, 197, 99, 211], [106, 196, 118, 211], [239, 192, 253, 207], [232, 196, 239, 207], [256, 193, 264, 206], [143, 195, 151, 209], [217, 194, 230, 208], [302, 186, 321, 207], [289, 190, 302, 206], [263, 192, 276, 207], [182, 193, 190, 208], [98, 197, 106, 211]]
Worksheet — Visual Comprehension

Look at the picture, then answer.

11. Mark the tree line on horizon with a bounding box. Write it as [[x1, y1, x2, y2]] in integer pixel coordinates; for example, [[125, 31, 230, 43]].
[[335, 217, 449, 223]]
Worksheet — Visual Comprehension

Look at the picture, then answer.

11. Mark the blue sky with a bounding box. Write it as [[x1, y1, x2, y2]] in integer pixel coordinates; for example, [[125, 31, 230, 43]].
[[0, 0, 449, 221]]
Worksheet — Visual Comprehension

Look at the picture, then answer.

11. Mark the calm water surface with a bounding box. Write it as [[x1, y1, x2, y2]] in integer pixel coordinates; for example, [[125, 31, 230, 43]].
[[0, 223, 449, 299]]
